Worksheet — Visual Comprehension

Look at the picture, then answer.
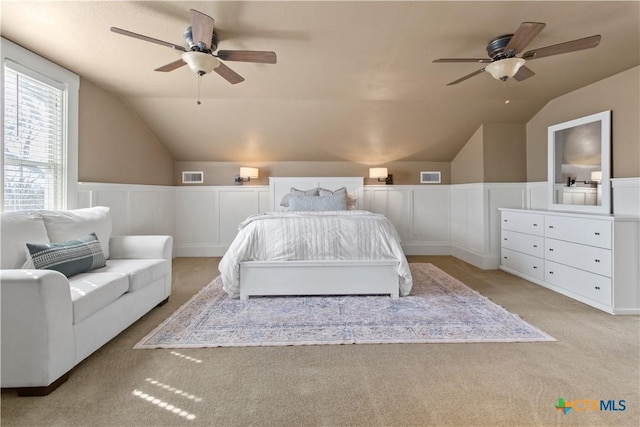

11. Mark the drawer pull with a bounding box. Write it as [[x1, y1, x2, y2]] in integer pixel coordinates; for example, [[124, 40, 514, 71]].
[[533, 223, 538, 227], [548, 225, 554, 229], [503, 219, 508, 222], [595, 286, 601, 290], [549, 271, 554, 275], [595, 232, 600, 236], [548, 248, 554, 252], [533, 266, 538, 269], [503, 256, 508, 260], [595, 259, 600, 263], [533, 244, 538, 248], [504, 238, 508, 241]]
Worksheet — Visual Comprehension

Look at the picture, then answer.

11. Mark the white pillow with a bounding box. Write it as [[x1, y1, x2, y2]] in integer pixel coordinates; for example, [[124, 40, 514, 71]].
[[40, 206, 112, 259], [0, 211, 50, 269]]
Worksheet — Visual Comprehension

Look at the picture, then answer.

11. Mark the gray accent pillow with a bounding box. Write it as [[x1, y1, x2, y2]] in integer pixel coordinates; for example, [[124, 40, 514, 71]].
[[288, 194, 347, 211], [319, 187, 357, 209], [318, 186, 347, 197], [25, 233, 106, 278], [280, 187, 320, 207]]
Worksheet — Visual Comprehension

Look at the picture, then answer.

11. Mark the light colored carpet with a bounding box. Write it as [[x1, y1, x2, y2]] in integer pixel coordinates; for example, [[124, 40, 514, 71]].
[[135, 263, 554, 348]]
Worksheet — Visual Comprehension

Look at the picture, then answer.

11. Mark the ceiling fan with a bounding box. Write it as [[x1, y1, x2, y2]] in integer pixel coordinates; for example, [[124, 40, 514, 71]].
[[433, 22, 601, 86], [110, 9, 277, 85]]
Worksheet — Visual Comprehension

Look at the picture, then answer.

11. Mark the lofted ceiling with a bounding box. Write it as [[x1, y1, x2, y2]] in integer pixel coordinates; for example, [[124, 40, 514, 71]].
[[1, 1, 638, 164]]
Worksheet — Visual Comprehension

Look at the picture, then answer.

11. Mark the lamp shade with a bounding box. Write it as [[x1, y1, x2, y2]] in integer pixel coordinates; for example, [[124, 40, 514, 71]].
[[369, 167, 388, 179], [181, 51, 220, 75], [591, 170, 602, 182], [240, 167, 259, 179], [485, 58, 526, 81]]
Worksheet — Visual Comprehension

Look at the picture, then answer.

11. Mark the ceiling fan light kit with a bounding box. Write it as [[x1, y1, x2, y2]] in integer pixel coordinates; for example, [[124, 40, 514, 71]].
[[433, 21, 601, 86], [182, 51, 220, 76], [110, 9, 276, 86], [485, 57, 525, 81]]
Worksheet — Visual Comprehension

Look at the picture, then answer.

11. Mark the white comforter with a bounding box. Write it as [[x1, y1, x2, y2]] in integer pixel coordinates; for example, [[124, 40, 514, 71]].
[[219, 210, 413, 298]]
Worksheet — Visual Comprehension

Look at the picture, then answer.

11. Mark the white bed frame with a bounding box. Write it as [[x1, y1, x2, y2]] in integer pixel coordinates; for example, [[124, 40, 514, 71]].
[[238, 177, 400, 299]]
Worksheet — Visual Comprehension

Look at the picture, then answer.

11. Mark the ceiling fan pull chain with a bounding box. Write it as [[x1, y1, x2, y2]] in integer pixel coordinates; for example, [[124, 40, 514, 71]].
[[197, 74, 202, 105]]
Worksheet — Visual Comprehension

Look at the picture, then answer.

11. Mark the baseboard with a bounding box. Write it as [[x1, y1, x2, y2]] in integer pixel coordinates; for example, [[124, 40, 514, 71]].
[[402, 243, 451, 256], [174, 245, 229, 257], [451, 245, 500, 270]]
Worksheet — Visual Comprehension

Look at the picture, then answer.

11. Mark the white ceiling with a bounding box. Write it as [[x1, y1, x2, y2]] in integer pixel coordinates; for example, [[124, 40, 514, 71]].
[[2, 1, 638, 164]]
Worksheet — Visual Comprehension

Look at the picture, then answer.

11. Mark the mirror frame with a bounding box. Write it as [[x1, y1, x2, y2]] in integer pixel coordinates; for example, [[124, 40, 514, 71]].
[[547, 110, 611, 214]]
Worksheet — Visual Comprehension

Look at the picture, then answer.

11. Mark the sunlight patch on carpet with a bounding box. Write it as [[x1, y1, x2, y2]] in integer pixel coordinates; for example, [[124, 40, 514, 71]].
[[134, 263, 555, 348]]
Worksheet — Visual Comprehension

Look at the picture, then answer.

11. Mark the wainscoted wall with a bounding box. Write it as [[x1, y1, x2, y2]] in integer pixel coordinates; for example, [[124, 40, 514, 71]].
[[174, 186, 270, 257], [78, 178, 639, 268], [77, 183, 175, 236]]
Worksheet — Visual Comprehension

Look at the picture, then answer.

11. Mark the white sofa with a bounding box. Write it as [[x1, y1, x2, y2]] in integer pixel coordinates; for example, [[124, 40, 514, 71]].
[[0, 206, 173, 395]]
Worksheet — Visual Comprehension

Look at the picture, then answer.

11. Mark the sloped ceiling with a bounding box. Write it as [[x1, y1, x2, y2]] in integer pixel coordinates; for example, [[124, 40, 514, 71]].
[[2, 1, 638, 164]]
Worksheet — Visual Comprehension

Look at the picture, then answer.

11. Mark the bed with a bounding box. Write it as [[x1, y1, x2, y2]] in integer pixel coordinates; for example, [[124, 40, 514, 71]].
[[218, 177, 412, 299]]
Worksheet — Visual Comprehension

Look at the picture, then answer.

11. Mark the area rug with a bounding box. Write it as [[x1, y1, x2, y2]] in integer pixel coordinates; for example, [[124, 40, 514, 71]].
[[134, 263, 555, 348]]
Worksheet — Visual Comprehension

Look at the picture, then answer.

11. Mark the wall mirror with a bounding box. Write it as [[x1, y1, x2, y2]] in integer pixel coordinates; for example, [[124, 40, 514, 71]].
[[547, 110, 611, 214]]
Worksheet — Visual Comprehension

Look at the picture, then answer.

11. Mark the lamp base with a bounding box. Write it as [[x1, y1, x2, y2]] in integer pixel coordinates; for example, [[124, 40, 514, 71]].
[[234, 176, 244, 185], [385, 174, 393, 185]]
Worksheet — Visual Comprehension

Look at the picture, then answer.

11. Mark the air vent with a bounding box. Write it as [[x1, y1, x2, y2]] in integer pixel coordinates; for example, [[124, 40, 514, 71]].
[[182, 171, 204, 184], [420, 171, 441, 184]]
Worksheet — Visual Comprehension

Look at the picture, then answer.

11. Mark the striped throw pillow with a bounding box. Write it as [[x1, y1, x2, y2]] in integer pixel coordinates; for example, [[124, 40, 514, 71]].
[[25, 233, 106, 278]]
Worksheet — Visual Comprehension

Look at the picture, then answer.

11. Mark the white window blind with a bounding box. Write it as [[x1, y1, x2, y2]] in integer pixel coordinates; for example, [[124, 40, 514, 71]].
[[3, 66, 65, 212]]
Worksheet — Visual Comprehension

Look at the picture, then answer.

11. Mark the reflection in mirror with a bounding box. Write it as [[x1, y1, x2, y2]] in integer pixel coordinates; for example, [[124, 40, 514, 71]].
[[548, 110, 611, 214]]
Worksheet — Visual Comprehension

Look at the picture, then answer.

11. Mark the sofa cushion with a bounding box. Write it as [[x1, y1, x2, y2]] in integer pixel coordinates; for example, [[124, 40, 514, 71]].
[[68, 272, 129, 323], [41, 206, 112, 259], [25, 233, 106, 278], [0, 211, 50, 269], [101, 259, 170, 292]]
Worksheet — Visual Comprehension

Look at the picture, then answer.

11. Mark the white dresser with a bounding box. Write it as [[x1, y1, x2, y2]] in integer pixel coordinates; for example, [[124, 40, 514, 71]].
[[499, 208, 639, 314]]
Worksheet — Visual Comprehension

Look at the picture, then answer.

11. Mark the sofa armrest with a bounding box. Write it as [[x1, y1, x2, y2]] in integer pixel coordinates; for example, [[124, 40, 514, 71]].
[[0, 269, 75, 388], [109, 235, 173, 261]]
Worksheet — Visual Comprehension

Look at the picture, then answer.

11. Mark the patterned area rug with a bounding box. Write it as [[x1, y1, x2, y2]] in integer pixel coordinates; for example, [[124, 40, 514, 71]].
[[134, 263, 555, 348]]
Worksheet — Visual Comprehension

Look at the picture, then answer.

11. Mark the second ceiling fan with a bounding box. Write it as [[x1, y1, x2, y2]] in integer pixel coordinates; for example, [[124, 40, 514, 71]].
[[111, 9, 277, 84], [433, 22, 601, 86]]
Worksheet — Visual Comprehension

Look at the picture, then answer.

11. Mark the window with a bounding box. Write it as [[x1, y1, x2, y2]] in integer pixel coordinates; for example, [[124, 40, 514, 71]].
[[1, 37, 79, 212], [3, 67, 64, 211]]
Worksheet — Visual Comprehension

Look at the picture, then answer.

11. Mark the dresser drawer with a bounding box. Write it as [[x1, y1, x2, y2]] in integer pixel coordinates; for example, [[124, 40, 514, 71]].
[[545, 215, 612, 249], [501, 211, 544, 236], [545, 260, 612, 306], [502, 230, 544, 258], [501, 248, 544, 281], [545, 238, 612, 277]]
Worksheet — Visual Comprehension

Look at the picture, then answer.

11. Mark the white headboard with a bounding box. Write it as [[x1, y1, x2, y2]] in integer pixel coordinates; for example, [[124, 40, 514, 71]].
[[269, 177, 364, 211]]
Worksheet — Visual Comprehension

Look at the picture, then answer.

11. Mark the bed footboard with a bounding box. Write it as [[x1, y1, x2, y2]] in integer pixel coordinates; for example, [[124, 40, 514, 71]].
[[239, 260, 399, 300]]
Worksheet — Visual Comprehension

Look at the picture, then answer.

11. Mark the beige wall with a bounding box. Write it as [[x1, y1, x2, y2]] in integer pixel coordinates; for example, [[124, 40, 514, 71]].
[[78, 79, 174, 185], [526, 66, 640, 181], [483, 124, 527, 183], [175, 161, 451, 186], [451, 126, 484, 184]]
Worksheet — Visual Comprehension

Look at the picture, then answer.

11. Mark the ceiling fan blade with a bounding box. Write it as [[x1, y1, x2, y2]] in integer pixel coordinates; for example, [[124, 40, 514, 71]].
[[191, 9, 215, 49], [446, 68, 485, 86], [503, 22, 546, 55], [522, 35, 601, 60], [214, 62, 245, 84], [513, 65, 535, 81], [154, 59, 187, 72], [217, 50, 277, 64], [110, 27, 186, 52], [433, 58, 492, 63]]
